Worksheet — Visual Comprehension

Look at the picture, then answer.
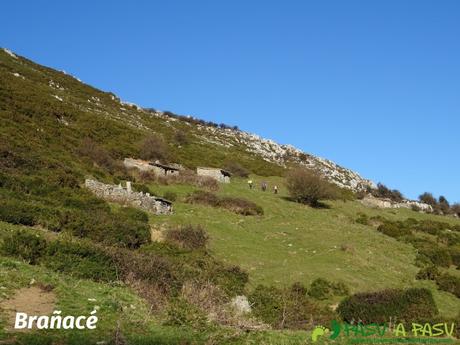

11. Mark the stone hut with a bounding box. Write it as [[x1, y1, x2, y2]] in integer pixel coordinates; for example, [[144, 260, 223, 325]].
[[149, 162, 181, 177], [123, 158, 182, 177], [84, 179, 172, 215], [196, 167, 231, 183]]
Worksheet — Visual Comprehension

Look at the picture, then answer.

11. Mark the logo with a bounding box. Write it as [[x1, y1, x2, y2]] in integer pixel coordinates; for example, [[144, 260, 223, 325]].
[[311, 320, 456, 344], [14, 309, 98, 330]]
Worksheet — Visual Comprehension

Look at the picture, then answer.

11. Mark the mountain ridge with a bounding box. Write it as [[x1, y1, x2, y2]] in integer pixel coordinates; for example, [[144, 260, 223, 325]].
[[0, 47, 376, 192]]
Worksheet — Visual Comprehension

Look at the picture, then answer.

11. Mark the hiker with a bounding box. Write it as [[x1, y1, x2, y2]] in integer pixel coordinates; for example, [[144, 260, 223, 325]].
[[248, 180, 253, 189], [273, 185, 278, 194], [261, 181, 267, 192]]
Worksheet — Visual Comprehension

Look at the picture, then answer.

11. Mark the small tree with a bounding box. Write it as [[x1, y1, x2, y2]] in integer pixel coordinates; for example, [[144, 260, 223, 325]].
[[139, 134, 169, 162], [419, 192, 438, 207], [438, 196, 451, 214], [174, 130, 189, 146], [451, 203, 460, 217], [285, 168, 336, 207]]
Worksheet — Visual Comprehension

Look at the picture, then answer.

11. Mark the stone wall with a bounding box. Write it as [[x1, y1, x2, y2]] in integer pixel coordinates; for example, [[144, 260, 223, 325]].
[[361, 194, 433, 212], [84, 179, 172, 215], [196, 167, 230, 183]]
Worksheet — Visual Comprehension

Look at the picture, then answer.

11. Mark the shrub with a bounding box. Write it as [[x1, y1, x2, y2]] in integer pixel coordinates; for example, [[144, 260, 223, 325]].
[[78, 137, 115, 171], [163, 191, 177, 202], [42, 240, 117, 282], [249, 284, 335, 329], [337, 288, 438, 324], [223, 161, 249, 178], [61, 207, 150, 249], [377, 222, 411, 238], [451, 203, 460, 217], [164, 297, 208, 330], [371, 183, 404, 202], [308, 278, 349, 300], [107, 248, 179, 293], [132, 183, 151, 194], [419, 192, 438, 207], [174, 130, 189, 146], [165, 224, 209, 250], [355, 213, 369, 225], [416, 266, 440, 280], [418, 247, 452, 268], [186, 190, 263, 216], [1, 231, 47, 264], [435, 274, 460, 298], [0, 199, 38, 226], [285, 168, 337, 207], [139, 134, 169, 162], [415, 220, 449, 235], [210, 265, 248, 296]]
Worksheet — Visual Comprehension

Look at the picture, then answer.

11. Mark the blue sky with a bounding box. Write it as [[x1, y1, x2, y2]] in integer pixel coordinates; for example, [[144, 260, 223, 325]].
[[2, 1, 459, 202]]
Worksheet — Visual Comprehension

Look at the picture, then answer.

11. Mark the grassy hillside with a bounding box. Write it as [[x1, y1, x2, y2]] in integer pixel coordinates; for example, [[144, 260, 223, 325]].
[[1, 48, 460, 344]]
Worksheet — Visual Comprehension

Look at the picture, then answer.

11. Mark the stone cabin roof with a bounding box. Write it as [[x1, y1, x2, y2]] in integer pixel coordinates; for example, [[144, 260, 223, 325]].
[[149, 162, 181, 171]]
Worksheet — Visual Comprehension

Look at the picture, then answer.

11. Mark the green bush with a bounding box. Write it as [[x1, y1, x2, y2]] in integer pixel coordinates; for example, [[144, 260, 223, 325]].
[[210, 265, 248, 296], [249, 284, 334, 329], [435, 274, 460, 298], [337, 288, 438, 324], [0, 199, 38, 226], [1, 231, 47, 264], [415, 266, 440, 280], [418, 247, 452, 268], [355, 213, 369, 225], [42, 240, 117, 282], [377, 222, 411, 238], [308, 278, 349, 300], [163, 191, 177, 202], [164, 297, 208, 330]]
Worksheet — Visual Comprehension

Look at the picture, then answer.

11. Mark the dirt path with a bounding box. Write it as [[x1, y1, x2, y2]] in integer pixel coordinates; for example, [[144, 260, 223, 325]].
[[0, 286, 56, 331]]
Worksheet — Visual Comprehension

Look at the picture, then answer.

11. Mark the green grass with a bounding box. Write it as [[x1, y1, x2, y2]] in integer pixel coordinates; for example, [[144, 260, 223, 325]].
[[148, 176, 460, 317]]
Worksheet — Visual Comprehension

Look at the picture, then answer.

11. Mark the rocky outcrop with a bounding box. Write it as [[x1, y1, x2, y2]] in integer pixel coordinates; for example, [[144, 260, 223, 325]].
[[84, 179, 172, 215], [361, 194, 433, 212]]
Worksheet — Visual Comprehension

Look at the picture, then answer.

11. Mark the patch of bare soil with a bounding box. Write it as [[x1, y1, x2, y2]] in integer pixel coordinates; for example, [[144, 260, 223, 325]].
[[0, 285, 56, 332]]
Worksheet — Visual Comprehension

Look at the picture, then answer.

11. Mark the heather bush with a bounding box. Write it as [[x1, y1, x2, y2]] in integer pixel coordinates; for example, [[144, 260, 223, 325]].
[[1, 230, 46, 264], [377, 222, 411, 238], [186, 190, 263, 216], [435, 274, 460, 298], [308, 278, 349, 300], [165, 224, 209, 250], [338, 288, 438, 323], [249, 283, 335, 329]]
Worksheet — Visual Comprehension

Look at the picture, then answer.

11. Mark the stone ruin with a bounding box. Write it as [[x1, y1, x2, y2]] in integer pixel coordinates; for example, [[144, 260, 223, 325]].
[[360, 194, 433, 213], [123, 158, 182, 177], [196, 167, 231, 183], [84, 179, 172, 215]]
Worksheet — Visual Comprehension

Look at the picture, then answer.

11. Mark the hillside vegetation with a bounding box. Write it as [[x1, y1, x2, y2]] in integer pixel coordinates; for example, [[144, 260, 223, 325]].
[[1, 48, 460, 344]]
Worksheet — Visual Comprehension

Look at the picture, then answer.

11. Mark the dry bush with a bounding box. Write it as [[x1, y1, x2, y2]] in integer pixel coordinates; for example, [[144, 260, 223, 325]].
[[181, 280, 267, 330], [139, 134, 170, 162], [223, 161, 249, 178], [78, 137, 116, 171], [285, 168, 338, 207], [106, 247, 179, 294], [165, 224, 209, 250], [186, 191, 263, 216]]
